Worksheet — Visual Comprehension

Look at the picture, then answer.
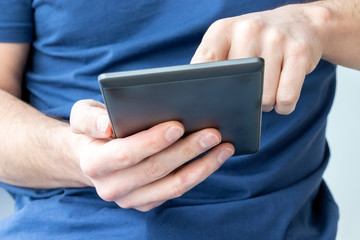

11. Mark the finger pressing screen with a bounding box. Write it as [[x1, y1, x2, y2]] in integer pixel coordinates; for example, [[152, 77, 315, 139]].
[[191, 19, 230, 64]]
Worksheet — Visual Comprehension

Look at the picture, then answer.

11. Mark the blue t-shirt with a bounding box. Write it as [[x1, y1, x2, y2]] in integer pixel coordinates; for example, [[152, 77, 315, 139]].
[[0, 0, 338, 239]]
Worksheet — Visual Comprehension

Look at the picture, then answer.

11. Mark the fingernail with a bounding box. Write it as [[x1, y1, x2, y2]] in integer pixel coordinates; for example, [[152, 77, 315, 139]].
[[199, 133, 220, 149], [218, 148, 234, 164], [97, 115, 109, 133], [165, 126, 184, 142]]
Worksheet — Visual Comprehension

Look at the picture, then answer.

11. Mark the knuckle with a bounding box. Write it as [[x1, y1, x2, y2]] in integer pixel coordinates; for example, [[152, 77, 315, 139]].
[[313, 5, 332, 24], [262, 95, 276, 110], [140, 127, 165, 151], [81, 163, 98, 178], [275, 105, 295, 115], [71, 100, 86, 112], [236, 18, 264, 35], [144, 158, 167, 179], [275, 93, 299, 115], [170, 172, 197, 199], [208, 19, 229, 33], [171, 184, 185, 199], [277, 93, 299, 107], [194, 47, 219, 62], [170, 179, 186, 199], [144, 133, 163, 152], [71, 99, 93, 116], [288, 41, 309, 57], [262, 104, 275, 112], [181, 145, 198, 160], [266, 28, 284, 46], [195, 19, 231, 63], [80, 156, 99, 178], [117, 199, 134, 209], [113, 143, 133, 168], [136, 205, 155, 212], [97, 187, 118, 202]]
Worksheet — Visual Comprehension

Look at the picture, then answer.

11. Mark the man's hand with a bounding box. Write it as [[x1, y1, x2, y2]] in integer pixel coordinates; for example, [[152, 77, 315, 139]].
[[191, 3, 330, 115], [70, 100, 234, 211]]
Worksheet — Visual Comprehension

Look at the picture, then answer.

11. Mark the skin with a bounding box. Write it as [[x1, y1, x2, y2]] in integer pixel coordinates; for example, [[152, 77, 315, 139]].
[[0, 0, 359, 212]]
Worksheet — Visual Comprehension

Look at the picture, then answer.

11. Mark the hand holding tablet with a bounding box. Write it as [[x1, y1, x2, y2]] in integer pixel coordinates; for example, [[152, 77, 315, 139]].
[[99, 57, 264, 155]]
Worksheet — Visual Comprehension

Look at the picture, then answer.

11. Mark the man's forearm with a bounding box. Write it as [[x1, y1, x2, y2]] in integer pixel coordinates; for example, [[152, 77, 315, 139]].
[[0, 89, 90, 188], [312, 0, 360, 69]]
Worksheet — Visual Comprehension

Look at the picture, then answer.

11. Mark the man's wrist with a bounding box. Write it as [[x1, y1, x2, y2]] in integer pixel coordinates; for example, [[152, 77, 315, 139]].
[[305, 0, 360, 68], [292, 1, 335, 61], [48, 120, 92, 187]]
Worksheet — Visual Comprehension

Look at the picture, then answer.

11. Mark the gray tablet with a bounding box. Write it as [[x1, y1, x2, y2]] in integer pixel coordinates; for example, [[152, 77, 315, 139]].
[[99, 57, 264, 155]]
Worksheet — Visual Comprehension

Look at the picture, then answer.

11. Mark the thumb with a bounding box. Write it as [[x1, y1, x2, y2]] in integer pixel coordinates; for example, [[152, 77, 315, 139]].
[[70, 99, 113, 139]]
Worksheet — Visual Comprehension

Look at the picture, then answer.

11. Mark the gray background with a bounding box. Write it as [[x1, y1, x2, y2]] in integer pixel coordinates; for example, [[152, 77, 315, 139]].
[[0, 66, 359, 239]]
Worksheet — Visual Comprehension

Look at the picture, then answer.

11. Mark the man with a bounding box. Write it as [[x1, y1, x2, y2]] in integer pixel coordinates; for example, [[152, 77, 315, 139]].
[[0, 0, 359, 239]]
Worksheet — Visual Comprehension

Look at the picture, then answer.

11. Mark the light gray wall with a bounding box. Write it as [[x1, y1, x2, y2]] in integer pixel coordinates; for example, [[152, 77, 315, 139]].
[[0, 188, 14, 220], [0, 66, 359, 239], [324, 66, 360, 240]]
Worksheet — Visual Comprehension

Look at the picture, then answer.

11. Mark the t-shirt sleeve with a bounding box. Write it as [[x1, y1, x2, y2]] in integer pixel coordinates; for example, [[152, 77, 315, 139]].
[[0, 0, 33, 43]]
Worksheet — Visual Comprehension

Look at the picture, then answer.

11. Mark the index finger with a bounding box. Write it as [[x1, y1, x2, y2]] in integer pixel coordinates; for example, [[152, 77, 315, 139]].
[[191, 19, 231, 64]]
